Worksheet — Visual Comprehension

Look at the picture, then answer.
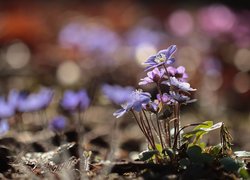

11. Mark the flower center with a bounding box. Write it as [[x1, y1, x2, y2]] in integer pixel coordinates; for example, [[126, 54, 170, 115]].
[[154, 53, 166, 63]]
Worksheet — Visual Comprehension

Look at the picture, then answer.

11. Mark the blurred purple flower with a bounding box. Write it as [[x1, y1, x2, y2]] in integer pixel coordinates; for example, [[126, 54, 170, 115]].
[[144, 45, 176, 71], [126, 26, 161, 47], [17, 88, 53, 113], [0, 119, 9, 136], [59, 22, 120, 55], [113, 90, 151, 118], [139, 68, 165, 85], [167, 66, 188, 81], [0, 99, 14, 119], [101, 84, 134, 105], [60, 89, 90, 112], [49, 116, 67, 131], [165, 77, 196, 92], [0, 90, 19, 118], [198, 5, 236, 36]]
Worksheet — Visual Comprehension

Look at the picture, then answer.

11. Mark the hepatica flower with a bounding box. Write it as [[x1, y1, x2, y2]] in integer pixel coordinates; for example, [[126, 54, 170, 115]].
[[166, 77, 196, 92], [60, 89, 90, 112], [101, 84, 134, 105], [0, 97, 15, 118], [49, 116, 67, 131], [167, 66, 188, 81], [0, 119, 9, 136], [113, 90, 151, 118], [157, 93, 171, 104], [0, 90, 19, 118], [169, 91, 196, 104], [139, 68, 165, 85], [144, 45, 176, 71], [17, 88, 53, 113]]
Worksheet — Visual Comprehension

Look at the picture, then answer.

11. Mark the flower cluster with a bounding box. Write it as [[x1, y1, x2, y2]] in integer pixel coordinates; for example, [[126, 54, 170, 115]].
[[113, 45, 196, 152], [0, 87, 90, 134], [0, 87, 54, 119], [114, 45, 196, 118]]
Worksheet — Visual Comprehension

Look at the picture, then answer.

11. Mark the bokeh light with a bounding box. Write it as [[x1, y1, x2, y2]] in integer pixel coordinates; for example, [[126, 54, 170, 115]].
[[168, 10, 194, 37], [233, 72, 250, 93], [135, 43, 157, 66], [234, 48, 250, 72], [4, 41, 30, 69], [56, 61, 81, 86]]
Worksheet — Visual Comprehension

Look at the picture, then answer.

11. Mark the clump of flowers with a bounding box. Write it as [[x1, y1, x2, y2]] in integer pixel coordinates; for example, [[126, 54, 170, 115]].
[[114, 45, 196, 151], [113, 45, 243, 177]]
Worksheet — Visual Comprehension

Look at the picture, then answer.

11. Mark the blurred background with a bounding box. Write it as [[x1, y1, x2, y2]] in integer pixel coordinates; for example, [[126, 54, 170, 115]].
[[0, 0, 249, 151]]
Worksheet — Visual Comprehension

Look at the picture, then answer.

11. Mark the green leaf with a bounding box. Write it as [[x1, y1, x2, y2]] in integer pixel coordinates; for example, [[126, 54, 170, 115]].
[[210, 144, 222, 156], [238, 168, 250, 179], [193, 121, 213, 130], [187, 145, 202, 162], [220, 157, 240, 172], [183, 129, 206, 139], [155, 143, 163, 153], [138, 150, 158, 161], [200, 153, 213, 164]]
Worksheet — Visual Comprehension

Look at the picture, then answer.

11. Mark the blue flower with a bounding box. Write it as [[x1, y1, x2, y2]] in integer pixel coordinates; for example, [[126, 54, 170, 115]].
[[139, 68, 165, 85], [60, 89, 90, 111], [0, 119, 9, 136], [157, 93, 172, 104], [167, 66, 188, 81], [144, 45, 176, 71], [101, 84, 134, 105], [17, 88, 53, 113], [169, 91, 196, 104], [166, 77, 196, 92], [0, 90, 19, 118], [49, 116, 67, 131], [113, 90, 151, 118], [0, 99, 15, 119]]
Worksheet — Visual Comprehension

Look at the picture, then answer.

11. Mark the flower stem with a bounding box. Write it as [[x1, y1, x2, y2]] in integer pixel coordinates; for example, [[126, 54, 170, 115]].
[[156, 114, 164, 149], [173, 102, 180, 150], [131, 110, 155, 149]]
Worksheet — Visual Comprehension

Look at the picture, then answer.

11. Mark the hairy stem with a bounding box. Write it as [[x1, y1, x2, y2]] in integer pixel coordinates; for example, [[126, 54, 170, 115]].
[[156, 114, 164, 149], [142, 110, 156, 149]]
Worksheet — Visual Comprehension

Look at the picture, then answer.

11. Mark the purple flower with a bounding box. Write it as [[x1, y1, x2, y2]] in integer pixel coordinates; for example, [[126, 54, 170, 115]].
[[0, 119, 9, 136], [157, 93, 171, 104], [60, 89, 90, 111], [139, 68, 165, 85], [0, 90, 20, 118], [167, 66, 188, 81], [169, 91, 196, 104], [0, 99, 15, 119], [166, 77, 196, 92], [17, 88, 53, 113], [143, 101, 158, 113], [101, 84, 134, 105], [49, 116, 67, 131], [113, 90, 151, 118], [144, 45, 177, 71]]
